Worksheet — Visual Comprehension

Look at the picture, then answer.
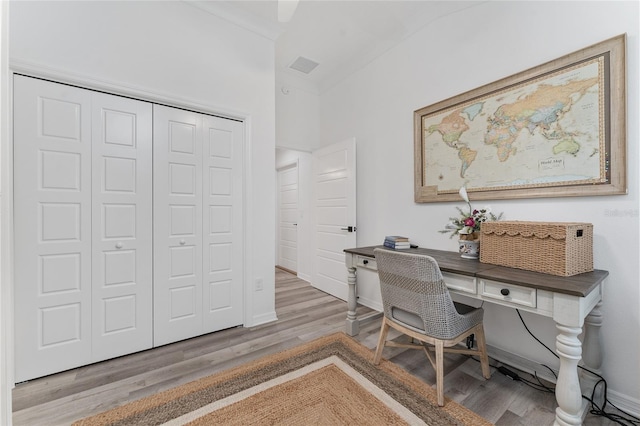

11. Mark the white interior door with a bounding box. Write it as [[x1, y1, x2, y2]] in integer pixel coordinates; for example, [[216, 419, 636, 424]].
[[91, 93, 153, 361], [202, 115, 244, 332], [312, 138, 356, 301], [153, 105, 203, 346], [14, 76, 93, 381], [277, 164, 298, 272]]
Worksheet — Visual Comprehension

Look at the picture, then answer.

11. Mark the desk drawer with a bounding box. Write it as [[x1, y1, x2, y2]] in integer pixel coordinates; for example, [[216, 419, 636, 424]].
[[480, 279, 536, 308], [443, 272, 476, 295], [356, 255, 377, 270]]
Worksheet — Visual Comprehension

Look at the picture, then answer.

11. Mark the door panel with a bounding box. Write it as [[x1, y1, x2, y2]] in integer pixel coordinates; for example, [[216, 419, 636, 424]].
[[91, 92, 153, 361], [277, 165, 298, 272], [153, 105, 203, 346], [14, 76, 93, 381], [202, 115, 244, 332], [312, 138, 356, 301]]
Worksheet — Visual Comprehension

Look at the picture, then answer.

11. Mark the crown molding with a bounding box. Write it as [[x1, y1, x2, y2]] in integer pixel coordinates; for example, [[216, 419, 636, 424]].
[[184, 0, 284, 41]]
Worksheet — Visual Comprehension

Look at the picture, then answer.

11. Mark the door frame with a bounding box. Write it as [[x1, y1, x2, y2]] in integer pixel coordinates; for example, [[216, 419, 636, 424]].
[[1, 3, 13, 423], [2, 63, 254, 389]]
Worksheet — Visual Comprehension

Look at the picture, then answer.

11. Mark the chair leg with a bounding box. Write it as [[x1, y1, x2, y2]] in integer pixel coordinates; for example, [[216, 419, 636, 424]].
[[435, 339, 445, 406], [475, 325, 491, 380], [373, 318, 390, 365]]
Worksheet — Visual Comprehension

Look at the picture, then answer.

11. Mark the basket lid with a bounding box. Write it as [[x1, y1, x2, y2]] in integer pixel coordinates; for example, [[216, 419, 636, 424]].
[[480, 221, 591, 240]]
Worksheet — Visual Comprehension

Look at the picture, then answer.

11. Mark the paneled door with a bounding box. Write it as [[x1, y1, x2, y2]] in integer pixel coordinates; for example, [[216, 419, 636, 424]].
[[311, 138, 357, 301], [153, 105, 204, 346], [202, 115, 244, 332], [13, 76, 154, 381], [277, 164, 298, 272], [91, 93, 153, 361], [14, 76, 93, 381], [154, 106, 244, 346]]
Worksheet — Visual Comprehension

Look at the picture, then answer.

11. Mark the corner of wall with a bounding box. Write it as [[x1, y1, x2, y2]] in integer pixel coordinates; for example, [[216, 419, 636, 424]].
[[248, 311, 278, 328], [0, 1, 14, 424]]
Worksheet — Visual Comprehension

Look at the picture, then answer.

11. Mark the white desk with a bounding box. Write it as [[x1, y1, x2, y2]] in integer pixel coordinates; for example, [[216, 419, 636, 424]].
[[344, 246, 608, 426]]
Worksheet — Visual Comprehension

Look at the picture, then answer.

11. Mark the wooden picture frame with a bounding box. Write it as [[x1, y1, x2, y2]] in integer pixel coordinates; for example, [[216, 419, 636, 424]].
[[414, 34, 626, 203]]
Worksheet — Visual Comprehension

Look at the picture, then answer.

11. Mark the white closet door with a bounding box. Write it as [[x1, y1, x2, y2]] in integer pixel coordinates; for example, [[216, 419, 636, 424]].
[[14, 76, 93, 381], [91, 93, 153, 360], [153, 105, 203, 346], [202, 116, 244, 332]]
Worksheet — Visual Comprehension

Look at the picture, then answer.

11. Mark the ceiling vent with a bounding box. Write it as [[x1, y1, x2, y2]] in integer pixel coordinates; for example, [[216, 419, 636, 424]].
[[288, 56, 320, 74]]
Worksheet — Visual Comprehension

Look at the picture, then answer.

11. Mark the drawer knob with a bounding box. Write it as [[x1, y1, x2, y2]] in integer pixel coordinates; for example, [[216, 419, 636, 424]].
[[500, 288, 510, 296], [363, 259, 369, 265]]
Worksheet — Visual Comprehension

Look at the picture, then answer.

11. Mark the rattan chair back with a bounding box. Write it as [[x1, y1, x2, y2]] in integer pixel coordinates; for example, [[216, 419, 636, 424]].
[[373, 248, 482, 340]]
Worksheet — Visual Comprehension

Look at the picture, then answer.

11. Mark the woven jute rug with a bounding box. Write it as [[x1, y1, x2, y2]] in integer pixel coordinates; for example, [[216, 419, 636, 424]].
[[74, 332, 492, 426]]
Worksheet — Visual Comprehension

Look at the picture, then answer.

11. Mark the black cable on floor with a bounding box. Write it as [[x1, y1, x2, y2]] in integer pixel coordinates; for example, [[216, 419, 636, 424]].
[[515, 309, 640, 426]]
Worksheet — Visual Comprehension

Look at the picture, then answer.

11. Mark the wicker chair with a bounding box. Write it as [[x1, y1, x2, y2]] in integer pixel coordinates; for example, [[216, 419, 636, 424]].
[[372, 248, 491, 406]]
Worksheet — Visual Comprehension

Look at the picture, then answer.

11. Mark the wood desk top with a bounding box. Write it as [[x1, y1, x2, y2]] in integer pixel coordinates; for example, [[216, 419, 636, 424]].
[[344, 245, 608, 298]]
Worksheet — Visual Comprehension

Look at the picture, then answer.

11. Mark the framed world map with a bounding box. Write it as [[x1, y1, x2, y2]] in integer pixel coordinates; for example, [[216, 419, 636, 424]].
[[414, 34, 626, 203]]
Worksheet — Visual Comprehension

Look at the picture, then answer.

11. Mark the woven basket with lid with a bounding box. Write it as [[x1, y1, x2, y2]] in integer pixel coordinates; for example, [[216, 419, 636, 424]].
[[479, 221, 593, 276]]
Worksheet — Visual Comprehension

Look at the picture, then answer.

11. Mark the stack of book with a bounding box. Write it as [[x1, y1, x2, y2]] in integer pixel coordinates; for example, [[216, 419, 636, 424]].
[[383, 235, 410, 250]]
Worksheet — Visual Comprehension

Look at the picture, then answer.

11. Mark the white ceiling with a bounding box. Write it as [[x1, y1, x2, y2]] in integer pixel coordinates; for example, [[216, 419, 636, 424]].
[[188, 1, 483, 93]]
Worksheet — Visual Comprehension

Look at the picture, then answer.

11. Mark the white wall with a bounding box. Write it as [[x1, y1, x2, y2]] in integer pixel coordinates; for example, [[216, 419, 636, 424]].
[[276, 78, 321, 151], [8, 1, 277, 326], [318, 1, 639, 410]]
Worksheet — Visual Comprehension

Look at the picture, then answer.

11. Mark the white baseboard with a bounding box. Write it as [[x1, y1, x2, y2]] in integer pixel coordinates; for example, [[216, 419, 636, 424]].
[[356, 296, 383, 313], [297, 272, 311, 283], [248, 311, 278, 327], [487, 344, 559, 384], [603, 389, 640, 418]]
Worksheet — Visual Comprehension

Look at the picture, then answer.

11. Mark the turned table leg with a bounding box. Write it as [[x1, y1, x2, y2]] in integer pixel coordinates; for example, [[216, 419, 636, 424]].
[[554, 324, 584, 426], [345, 266, 359, 336], [581, 301, 604, 405]]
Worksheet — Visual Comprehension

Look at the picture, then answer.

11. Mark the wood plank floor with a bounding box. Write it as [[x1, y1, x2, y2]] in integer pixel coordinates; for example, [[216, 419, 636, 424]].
[[12, 268, 623, 425]]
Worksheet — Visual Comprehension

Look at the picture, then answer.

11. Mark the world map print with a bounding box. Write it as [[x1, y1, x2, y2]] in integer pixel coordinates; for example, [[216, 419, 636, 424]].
[[422, 57, 606, 194]]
